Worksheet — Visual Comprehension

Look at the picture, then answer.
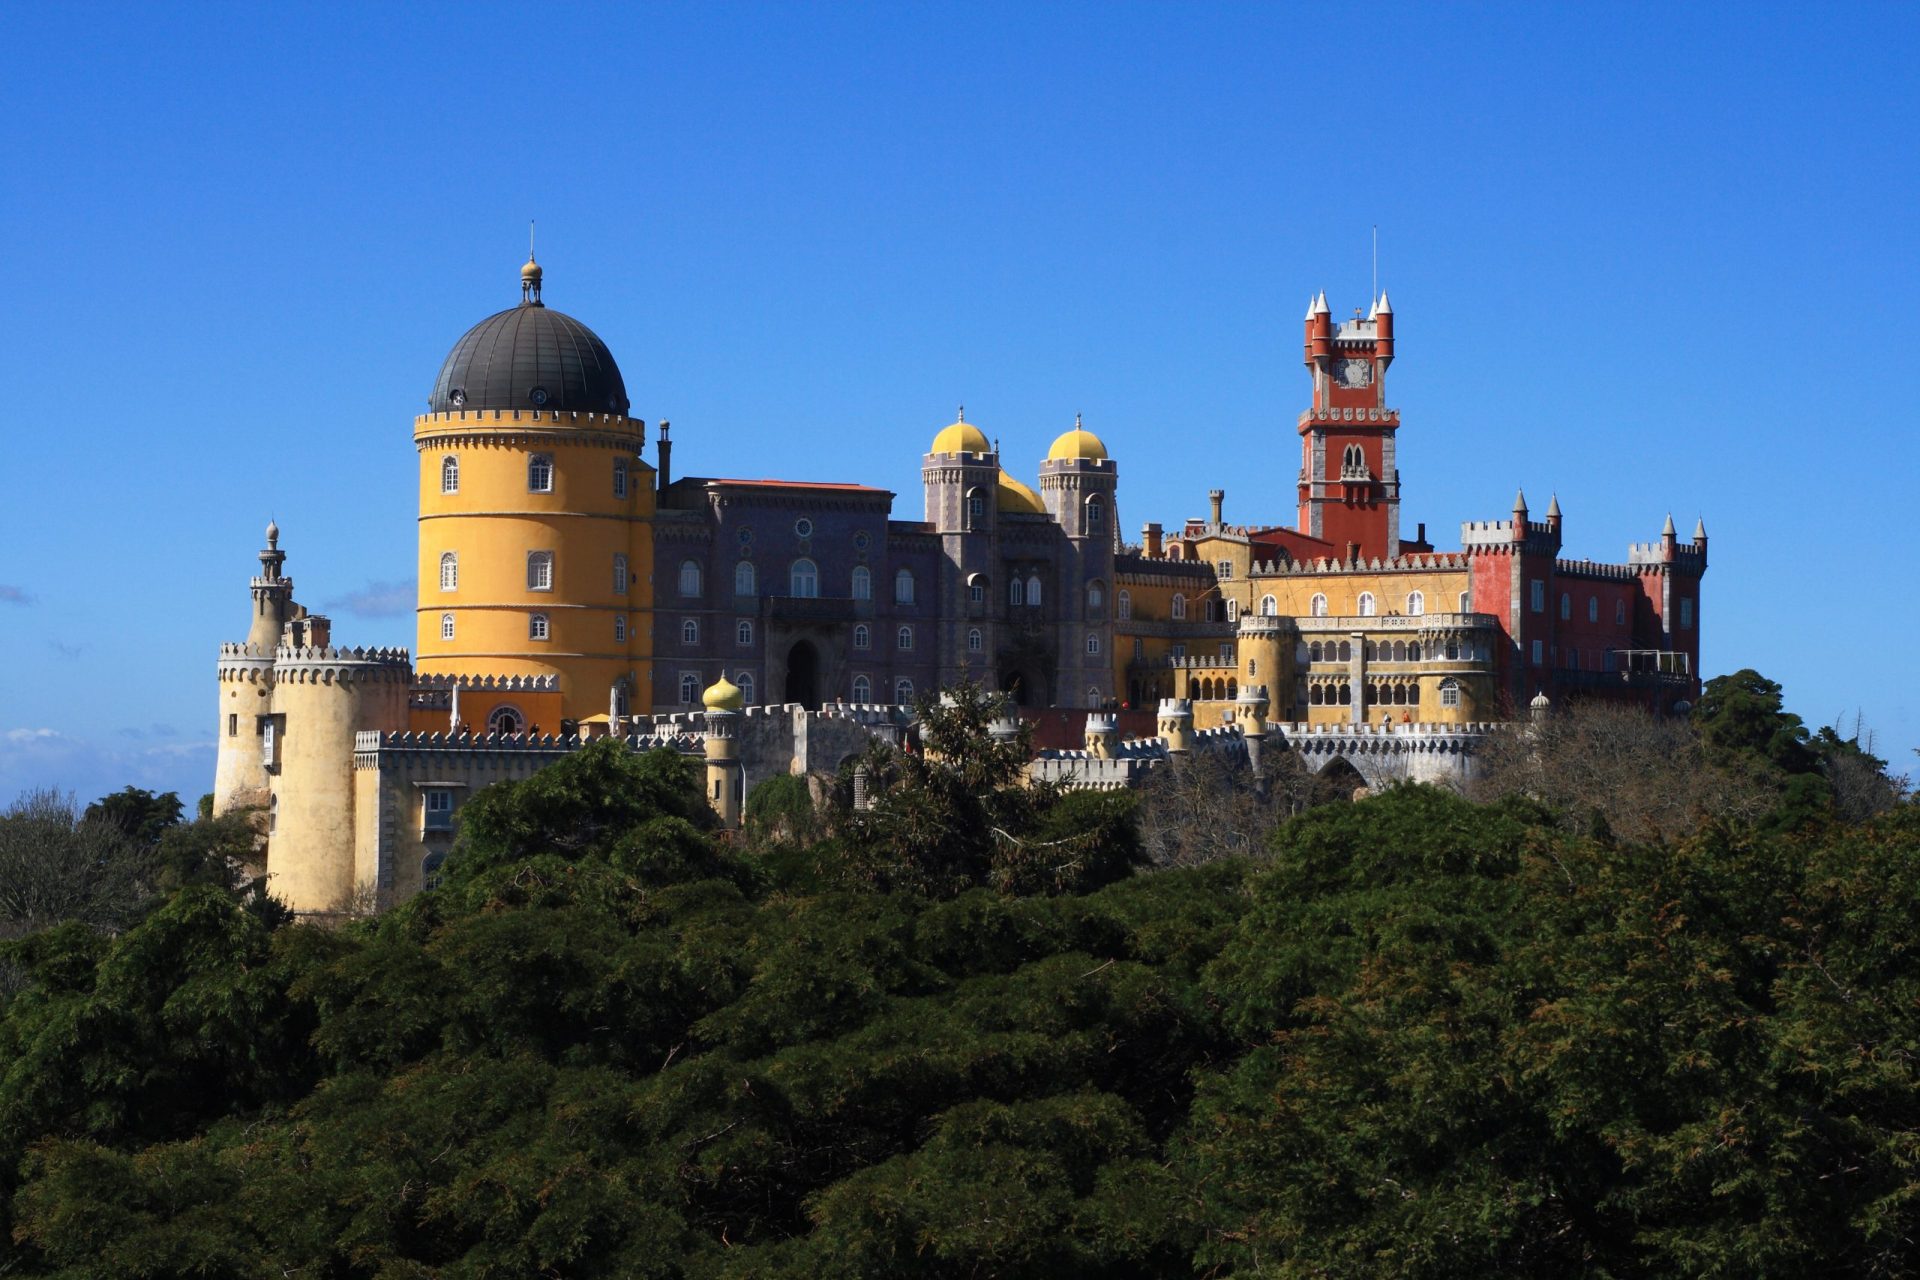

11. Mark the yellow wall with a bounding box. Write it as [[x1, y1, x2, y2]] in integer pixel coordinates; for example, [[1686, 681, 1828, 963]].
[[414, 411, 655, 721]]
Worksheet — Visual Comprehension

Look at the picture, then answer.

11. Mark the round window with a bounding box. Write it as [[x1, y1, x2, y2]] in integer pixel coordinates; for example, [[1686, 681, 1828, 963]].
[[795, 518, 814, 537]]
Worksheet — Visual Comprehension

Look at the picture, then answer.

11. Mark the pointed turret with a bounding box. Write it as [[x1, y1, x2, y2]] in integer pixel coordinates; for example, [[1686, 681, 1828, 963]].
[[1662, 512, 1676, 537], [1692, 516, 1708, 567], [1661, 511, 1677, 561], [1546, 493, 1562, 532], [1305, 290, 1332, 365], [1312, 291, 1330, 315], [1373, 289, 1394, 364]]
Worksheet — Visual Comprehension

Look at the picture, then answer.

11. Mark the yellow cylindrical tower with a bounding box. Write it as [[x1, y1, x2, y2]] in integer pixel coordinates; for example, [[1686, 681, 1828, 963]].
[[702, 676, 744, 829], [1235, 613, 1296, 724], [215, 521, 295, 817], [414, 258, 655, 723], [1157, 697, 1194, 756], [1084, 709, 1118, 759]]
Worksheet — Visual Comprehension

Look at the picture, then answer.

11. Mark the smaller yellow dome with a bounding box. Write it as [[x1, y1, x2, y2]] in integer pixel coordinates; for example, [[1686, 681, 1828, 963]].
[[997, 472, 1046, 515], [1047, 425, 1108, 462], [702, 676, 745, 711], [930, 419, 991, 455], [521, 258, 543, 281]]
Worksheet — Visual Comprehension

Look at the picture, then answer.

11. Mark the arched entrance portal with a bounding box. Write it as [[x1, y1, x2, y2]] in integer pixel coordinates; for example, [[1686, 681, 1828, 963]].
[[1311, 756, 1369, 806], [785, 640, 821, 710], [1000, 669, 1031, 708]]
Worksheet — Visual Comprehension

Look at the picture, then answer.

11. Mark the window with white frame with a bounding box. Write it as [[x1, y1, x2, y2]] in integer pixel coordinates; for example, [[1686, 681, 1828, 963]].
[[679, 560, 703, 597], [615, 616, 627, 643], [527, 551, 553, 591], [440, 613, 454, 641], [1117, 589, 1131, 619], [1407, 591, 1425, 616], [737, 672, 755, 704], [528, 453, 553, 492], [487, 705, 523, 734], [968, 576, 985, 604], [852, 674, 871, 702], [529, 613, 550, 640], [441, 455, 459, 494], [737, 619, 753, 646], [735, 560, 756, 596], [1171, 593, 1186, 620], [1459, 591, 1472, 612], [424, 787, 454, 832], [1087, 581, 1104, 611], [1261, 594, 1278, 616], [613, 554, 629, 595], [1310, 593, 1327, 617], [852, 565, 871, 600], [1439, 678, 1460, 708], [897, 625, 913, 651], [967, 627, 982, 653], [853, 624, 870, 649], [439, 551, 458, 591], [1217, 560, 1233, 580], [1010, 578, 1026, 607], [790, 558, 818, 597], [422, 850, 446, 890], [1026, 574, 1042, 606], [1086, 633, 1100, 655], [895, 678, 914, 704], [1358, 592, 1376, 616], [679, 673, 700, 704], [895, 568, 915, 604], [1086, 496, 1104, 531], [682, 618, 699, 645], [613, 459, 629, 499], [967, 489, 986, 528]]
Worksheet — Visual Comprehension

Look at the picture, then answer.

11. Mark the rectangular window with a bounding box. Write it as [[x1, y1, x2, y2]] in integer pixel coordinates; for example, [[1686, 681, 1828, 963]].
[[1679, 598, 1694, 628], [530, 613, 550, 641], [1132, 638, 1144, 659], [424, 788, 454, 832], [614, 554, 628, 595], [528, 453, 554, 493], [613, 460, 629, 499], [614, 616, 627, 643], [1459, 591, 1471, 613], [260, 717, 278, 768], [1530, 580, 1545, 612], [227, 713, 237, 737], [1531, 639, 1544, 665], [1171, 643, 1185, 658]]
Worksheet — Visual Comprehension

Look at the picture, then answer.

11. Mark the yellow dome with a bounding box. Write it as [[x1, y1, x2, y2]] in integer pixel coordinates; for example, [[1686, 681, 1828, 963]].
[[997, 473, 1046, 515], [930, 418, 991, 455], [1047, 426, 1108, 462], [701, 676, 744, 711], [520, 257, 543, 281]]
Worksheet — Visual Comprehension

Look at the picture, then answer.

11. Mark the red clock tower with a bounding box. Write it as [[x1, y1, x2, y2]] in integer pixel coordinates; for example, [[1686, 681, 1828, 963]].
[[1297, 291, 1398, 559]]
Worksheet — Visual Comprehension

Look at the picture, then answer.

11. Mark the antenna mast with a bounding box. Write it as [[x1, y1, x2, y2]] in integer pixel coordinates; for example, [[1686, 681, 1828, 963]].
[[1371, 225, 1378, 304]]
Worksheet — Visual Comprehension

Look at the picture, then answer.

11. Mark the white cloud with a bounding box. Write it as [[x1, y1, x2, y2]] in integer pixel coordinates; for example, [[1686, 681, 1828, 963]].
[[325, 579, 416, 618], [0, 585, 30, 605], [2, 728, 216, 809]]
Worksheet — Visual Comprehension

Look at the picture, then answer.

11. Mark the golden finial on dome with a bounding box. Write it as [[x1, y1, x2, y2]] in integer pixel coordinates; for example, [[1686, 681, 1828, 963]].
[[520, 221, 543, 305]]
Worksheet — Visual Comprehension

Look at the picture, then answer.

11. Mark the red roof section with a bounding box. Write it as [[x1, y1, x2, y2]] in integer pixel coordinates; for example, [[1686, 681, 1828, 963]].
[[709, 478, 892, 493]]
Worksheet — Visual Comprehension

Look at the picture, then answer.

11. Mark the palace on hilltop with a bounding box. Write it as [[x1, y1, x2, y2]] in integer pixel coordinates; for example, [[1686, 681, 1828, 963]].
[[213, 259, 1705, 913]]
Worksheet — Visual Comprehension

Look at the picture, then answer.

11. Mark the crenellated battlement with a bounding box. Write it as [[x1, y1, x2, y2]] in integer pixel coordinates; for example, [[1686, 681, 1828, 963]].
[[1246, 551, 1469, 577], [412, 672, 558, 693]]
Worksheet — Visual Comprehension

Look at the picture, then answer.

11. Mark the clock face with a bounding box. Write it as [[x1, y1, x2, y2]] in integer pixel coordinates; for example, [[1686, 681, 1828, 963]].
[[1334, 357, 1373, 388]]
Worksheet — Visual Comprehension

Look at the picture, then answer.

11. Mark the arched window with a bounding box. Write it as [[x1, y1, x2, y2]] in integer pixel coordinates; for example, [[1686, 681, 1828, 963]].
[[682, 618, 700, 645], [968, 574, 987, 604], [895, 678, 914, 704], [1407, 641, 1421, 661], [528, 453, 553, 492], [1087, 581, 1105, 611], [1310, 593, 1328, 617], [737, 673, 755, 704], [439, 552, 458, 591], [966, 488, 986, 528], [528, 613, 550, 641], [1338, 683, 1351, 705], [1588, 596, 1599, 623], [737, 619, 753, 646], [1010, 578, 1026, 607], [679, 673, 700, 704], [852, 674, 871, 702], [1086, 496, 1105, 531], [734, 560, 756, 596], [613, 554, 629, 595], [852, 565, 872, 600], [894, 568, 915, 604], [1560, 592, 1571, 620], [1358, 592, 1376, 616], [615, 615, 627, 643], [613, 459, 629, 499], [790, 558, 818, 598], [1309, 684, 1324, 706], [897, 625, 913, 651], [967, 627, 983, 652], [441, 455, 459, 494], [1392, 640, 1407, 662], [853, 624, 870, 650], [1226, 599, 1239, 622], [1338, 640, 1352, 662], [1260, 594, 1278, 616], [1309, 641, 1323, 662], [1171, 593, 1187, 620], [1407, 590, 1425, 616], [1440, 678, 1461, 708], [527, 551, 553, 591], [488, 705, 523, 734], [679, 560, 703, 597], [440, 613, 454, 640], [1363, 640, 1376, 661], [422, 850, 445, 891], [1027, 574, 1043, 606], [1117, 589, 1132, 620], [1086, 632, 1100, 655]]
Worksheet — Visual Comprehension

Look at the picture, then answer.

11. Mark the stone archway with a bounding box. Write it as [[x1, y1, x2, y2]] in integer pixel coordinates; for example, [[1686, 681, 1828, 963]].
[[1310, 756, 1370, 804], [785, 640, 821, 710]]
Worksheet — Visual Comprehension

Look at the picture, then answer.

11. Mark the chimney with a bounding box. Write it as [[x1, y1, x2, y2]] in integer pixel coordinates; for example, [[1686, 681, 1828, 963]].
[[1142, 522, 1163, 558], [655, 420, 672, 491], [1208, 489, 1224, 527]]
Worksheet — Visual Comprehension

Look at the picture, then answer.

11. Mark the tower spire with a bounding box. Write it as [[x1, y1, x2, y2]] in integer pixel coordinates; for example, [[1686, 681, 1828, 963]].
[[520, 223, 543, 305]]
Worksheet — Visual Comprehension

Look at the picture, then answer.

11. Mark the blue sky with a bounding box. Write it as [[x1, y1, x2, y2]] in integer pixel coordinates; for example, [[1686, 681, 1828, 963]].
[[2, 2, 1915, 806]]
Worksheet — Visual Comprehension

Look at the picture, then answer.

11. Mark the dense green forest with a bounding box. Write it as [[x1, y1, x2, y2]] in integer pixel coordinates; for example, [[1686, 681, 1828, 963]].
[[1, 672, 1915, 1277]]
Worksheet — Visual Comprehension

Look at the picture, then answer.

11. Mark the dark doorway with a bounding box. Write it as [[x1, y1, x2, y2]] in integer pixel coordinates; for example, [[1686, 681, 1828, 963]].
[[785, 640, 820, 710], [1311, 756, 1368, 806], [1000, 669, 1029, 708]]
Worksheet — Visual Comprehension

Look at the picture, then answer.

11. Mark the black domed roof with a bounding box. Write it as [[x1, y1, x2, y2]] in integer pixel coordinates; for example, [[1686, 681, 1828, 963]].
[[428, 271, 629, 415]]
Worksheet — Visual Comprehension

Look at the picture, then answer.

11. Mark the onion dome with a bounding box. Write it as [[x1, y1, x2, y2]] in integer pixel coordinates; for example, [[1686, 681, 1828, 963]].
[[428, 259, 629, 415], [1047, 415, 1108, 462], [997, 473, 1045, 514], [929, 407, 991, 455], [702, 675, 745, 712]]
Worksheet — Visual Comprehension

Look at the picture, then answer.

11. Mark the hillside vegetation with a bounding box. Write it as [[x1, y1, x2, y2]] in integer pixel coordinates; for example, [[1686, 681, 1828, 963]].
[[0, 674, 1915, 1278]]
